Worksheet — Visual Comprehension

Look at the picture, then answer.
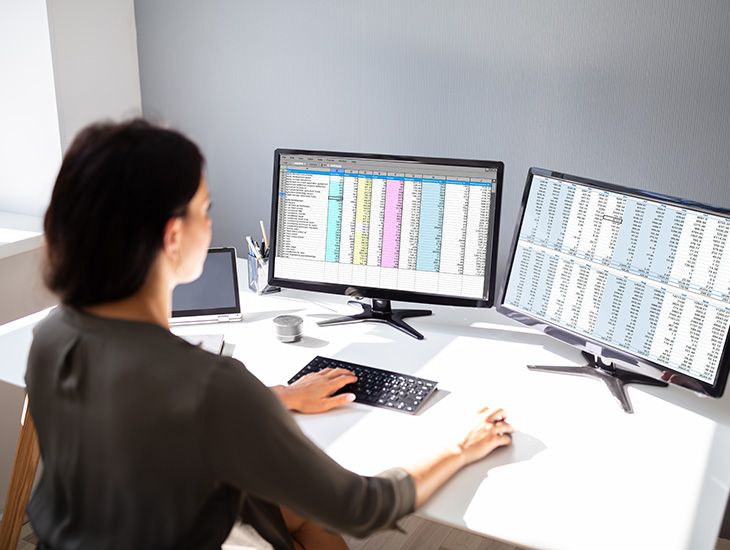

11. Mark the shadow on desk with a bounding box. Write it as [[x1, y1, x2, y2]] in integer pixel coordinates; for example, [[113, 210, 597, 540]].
[[310, 312, 580, 362], [286, 335, 329, 349], [417, 389, 450, 414], [243, 308, 305, 324]]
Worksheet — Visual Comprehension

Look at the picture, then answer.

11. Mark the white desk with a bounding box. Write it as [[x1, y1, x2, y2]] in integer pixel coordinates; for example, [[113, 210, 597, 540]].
[[3, 285, 729, 550], [171, 283, 730, 550]]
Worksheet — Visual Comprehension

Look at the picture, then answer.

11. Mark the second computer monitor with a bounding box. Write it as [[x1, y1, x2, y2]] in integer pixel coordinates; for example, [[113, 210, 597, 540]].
[[498, 167, 730, 398], [269, 149, 503, 338]]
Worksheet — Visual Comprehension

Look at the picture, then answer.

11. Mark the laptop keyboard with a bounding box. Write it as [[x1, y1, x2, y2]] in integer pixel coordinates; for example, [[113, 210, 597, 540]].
[[288, 356, 438, 414]]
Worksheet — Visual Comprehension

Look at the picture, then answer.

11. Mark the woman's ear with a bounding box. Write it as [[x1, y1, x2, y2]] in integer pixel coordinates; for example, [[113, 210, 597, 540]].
[[162, 217, 184, 262]]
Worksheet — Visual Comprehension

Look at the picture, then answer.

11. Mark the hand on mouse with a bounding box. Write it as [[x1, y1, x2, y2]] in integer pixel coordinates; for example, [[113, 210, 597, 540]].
[[271, 368, 358, 414]]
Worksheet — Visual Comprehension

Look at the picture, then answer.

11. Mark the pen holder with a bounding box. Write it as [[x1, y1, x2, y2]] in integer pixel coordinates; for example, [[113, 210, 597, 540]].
[[247, 254, 267, 294], [247, 255, 279, 295]]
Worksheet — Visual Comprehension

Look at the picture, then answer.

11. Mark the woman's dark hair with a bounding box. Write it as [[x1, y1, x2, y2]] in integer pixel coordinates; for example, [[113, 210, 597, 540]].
[[44, 118, 205, 307]]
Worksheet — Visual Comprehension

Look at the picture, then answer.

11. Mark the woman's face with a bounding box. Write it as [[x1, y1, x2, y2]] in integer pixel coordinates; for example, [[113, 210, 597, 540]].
[[177, 177, 213, 284]]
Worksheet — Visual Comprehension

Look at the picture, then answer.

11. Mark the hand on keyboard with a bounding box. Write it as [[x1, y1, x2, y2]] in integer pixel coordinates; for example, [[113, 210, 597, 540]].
[[273, 367, 358, 414], [288, 356, 439, 415]]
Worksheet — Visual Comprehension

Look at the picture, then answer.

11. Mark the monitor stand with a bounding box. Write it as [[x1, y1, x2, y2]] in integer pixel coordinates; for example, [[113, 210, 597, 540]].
[[528, 351, 668, 414], [316, 298, 432, 340]]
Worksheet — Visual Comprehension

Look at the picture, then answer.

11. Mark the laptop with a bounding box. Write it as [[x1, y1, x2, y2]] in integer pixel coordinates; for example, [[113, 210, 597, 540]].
[[170, 247, 242, 325]]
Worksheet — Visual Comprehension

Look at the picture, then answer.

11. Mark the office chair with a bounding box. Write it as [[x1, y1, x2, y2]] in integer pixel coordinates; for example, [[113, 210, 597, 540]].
[[0, 395, 40, 550]]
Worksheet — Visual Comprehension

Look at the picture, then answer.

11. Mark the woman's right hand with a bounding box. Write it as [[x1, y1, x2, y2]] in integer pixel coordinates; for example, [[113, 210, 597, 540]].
[[271, 368, 358, 414], [456, 407, 514, 466]]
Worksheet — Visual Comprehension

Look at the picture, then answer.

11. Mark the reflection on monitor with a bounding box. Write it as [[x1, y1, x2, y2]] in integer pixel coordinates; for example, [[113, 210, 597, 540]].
[[269, 149, 503, 339], [498, 168, 730, 408]]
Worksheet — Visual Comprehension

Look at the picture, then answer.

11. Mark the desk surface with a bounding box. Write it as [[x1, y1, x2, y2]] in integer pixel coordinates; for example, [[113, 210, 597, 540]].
[[4, 282, 730, 550], [171, 284, 730, 550]]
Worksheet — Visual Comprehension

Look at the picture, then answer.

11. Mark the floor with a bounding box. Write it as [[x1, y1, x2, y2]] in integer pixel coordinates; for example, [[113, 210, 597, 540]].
[[10, 519, 37, 550], [343, 514, 522, 550], [5, 512, 730, 550]]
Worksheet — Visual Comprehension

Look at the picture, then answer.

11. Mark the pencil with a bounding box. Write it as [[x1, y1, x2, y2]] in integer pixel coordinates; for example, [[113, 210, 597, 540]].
[[260, 220, 269, 250]]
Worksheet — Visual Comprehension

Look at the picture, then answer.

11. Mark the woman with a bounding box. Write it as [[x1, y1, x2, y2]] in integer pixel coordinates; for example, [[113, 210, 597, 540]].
[[26, 119, 514, 550]]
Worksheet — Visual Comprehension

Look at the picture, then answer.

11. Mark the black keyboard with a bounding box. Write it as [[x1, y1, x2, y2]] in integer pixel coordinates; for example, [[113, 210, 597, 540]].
[[288, 356, 438, 415]]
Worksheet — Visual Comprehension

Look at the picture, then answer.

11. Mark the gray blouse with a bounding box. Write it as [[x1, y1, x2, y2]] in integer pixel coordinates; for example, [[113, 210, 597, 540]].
[[25, 307, 415, 550]]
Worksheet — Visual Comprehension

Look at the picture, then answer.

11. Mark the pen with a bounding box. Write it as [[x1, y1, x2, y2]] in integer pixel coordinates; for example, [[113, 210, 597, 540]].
[[246, 235, 265, 267], [260, 220, 269, 252]]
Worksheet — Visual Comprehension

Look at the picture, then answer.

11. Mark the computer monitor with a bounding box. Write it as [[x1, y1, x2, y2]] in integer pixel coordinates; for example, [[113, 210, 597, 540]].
[[268, 149, 503, 339], [498, 167, 730, 410]]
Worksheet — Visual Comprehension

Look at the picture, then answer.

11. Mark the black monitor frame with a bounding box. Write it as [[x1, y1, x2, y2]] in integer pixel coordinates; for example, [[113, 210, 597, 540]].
[[497, 167, 730, 401], [268, 149, 503, 338]]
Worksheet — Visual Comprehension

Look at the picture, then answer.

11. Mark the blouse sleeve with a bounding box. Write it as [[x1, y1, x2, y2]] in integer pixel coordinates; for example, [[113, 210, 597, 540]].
[[199, 358, 416, 538]]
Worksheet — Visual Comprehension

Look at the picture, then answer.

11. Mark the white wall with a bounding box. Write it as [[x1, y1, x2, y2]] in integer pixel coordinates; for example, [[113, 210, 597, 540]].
[[0, 0, 143, 221], [0, 236, 56, 326], [46, 0, 143, 152], [0, 1, 62, 218]]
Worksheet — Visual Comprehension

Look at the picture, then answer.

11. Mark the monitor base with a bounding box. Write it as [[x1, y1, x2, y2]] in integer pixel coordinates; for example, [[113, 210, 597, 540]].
[[316, 298, 432, 340], [528, 351, 668, 413]]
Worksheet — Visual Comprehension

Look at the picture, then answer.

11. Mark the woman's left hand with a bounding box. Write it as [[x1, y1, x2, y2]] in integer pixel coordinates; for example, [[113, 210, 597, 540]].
[[271, 368, 358, 414]]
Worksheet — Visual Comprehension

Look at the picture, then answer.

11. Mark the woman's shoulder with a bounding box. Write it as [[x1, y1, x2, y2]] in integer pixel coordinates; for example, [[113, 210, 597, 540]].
[[31, 305, 243, 373], [34, 305, 173, 340]]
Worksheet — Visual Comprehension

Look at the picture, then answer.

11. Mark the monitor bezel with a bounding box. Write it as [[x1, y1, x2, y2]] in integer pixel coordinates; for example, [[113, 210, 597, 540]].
[[497, 167, 730, 398], [268, 148, 504, 309]]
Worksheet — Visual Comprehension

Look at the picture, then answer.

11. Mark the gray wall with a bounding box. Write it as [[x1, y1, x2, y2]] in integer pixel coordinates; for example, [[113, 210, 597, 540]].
[[134, 1, 730, 284]]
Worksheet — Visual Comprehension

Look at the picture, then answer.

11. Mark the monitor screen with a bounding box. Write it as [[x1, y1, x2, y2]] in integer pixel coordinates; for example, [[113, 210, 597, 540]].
[[498, 168, 730, 397], [171, 247, 242, 324], [269, 149, 503, 337]]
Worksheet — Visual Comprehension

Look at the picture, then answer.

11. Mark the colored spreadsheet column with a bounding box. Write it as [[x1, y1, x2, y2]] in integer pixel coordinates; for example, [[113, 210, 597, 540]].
[[416, 180, 446, 272], [325, 170, 344, 262], [353, 174, 372, 265]]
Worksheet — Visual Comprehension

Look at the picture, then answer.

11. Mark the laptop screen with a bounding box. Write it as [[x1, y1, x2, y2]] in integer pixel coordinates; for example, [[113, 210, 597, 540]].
[[171, 247, 242, 323]]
